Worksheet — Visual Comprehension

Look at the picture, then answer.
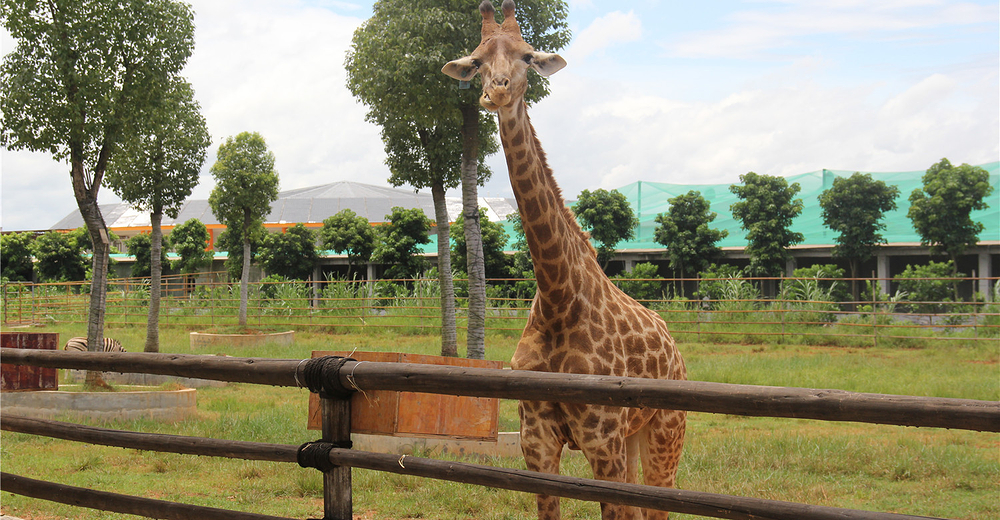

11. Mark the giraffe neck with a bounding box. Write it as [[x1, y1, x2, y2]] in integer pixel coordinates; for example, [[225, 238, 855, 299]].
[[498, 101, 596, 301]]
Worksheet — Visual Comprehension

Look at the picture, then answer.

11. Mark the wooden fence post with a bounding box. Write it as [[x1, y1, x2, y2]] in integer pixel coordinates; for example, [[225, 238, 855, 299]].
[[320, 395, 352, 520]]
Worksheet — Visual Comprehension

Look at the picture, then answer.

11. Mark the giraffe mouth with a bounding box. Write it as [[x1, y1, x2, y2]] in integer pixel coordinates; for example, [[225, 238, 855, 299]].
[[480, 92, 500, 111]]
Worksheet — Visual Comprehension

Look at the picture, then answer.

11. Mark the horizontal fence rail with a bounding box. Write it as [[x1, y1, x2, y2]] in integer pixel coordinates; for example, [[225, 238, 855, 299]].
[[1, 416, 947, 520], [3, 349, 998, 432], [0, 472, 297, 520]]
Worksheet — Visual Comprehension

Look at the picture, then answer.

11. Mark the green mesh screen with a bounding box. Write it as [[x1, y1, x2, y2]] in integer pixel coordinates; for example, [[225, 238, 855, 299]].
[[423, 162, 998, 254], [610, 161, 999, 251]]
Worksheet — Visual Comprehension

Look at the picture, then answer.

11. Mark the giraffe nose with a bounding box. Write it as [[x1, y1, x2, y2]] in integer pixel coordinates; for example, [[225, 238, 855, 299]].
[[493, 75, 510, 89]]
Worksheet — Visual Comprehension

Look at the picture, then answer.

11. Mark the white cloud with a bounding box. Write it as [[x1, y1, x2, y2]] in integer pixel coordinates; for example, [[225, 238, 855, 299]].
[[3, 1, 997, 232], [1, 0, 389, 230], [565, 10, 642, 62], [666, 1, 998, 59], [184, 0, 385, 199], [513, 69, 998, 200]]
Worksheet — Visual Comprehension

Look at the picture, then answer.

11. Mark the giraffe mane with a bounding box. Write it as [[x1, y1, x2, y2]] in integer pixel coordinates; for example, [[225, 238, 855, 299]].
[[523, 109, 599, 259]]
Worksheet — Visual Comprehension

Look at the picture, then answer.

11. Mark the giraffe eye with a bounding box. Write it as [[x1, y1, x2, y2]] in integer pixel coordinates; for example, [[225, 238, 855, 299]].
[[472, 59, 482, 69], [522, 54, 533, 64]]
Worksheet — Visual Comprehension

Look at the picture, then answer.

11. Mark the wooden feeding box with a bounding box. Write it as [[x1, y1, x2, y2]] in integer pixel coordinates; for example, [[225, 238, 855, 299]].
[[307, 351, 502, 441], [1, 332, 59, 392]]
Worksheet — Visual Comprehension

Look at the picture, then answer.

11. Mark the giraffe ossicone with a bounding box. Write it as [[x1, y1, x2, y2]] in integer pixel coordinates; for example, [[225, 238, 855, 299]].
[[444, 2, 687, 519]]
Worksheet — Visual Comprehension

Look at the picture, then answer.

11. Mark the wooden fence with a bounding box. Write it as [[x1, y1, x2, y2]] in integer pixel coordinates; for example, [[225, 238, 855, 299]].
[[2, 348, 998, 520]]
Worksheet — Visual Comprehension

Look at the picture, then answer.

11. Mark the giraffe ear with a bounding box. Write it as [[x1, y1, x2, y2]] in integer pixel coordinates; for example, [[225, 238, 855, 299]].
[[442, 56, 480, 81], [530, 52, 566, 77]]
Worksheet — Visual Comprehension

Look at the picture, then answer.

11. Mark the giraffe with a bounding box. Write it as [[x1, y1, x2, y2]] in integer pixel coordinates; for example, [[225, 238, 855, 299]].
[[443, 2, 686, 519]]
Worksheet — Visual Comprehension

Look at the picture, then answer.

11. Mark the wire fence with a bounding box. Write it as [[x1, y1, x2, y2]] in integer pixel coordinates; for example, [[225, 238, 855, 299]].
[[2, 273, 997, 346]]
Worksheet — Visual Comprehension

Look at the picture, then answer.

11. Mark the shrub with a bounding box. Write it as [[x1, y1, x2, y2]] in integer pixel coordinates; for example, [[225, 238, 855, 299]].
[[787, 264, 849, 303], [695, 263, 745, 304], [612, 262, 666, 305], [894, 261, 961, 314]]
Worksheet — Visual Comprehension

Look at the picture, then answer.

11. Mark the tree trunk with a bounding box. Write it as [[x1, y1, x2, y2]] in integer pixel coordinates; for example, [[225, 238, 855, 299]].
[[460, 104, 486, 360], [432, 181, 458, 357], [849, 258, 860, 312], [239, 212, 251, 328], [949, 253, 961, 302], [71, 160, 110, 389], [145, 210, 163, 352]]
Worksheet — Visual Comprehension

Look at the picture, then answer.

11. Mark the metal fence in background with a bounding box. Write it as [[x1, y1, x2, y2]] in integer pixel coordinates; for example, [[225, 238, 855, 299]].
[[2, 273, 997, 346]]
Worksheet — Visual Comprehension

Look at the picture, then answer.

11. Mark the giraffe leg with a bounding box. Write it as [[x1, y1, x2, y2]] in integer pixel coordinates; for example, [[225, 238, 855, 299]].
[[519, 400, 566, 520], [638, 409, 687, 520], [566, 405, 642, 520]]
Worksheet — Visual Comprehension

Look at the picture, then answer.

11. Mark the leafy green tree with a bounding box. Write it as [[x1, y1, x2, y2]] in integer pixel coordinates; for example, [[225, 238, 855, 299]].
[[505, 212, 536, 301], [125, 233, 168, 279], [107, 78, 210, 351], [258, 224, 319, 281], [451, 208, 510, 280], [653, 190, 728, 295], [729, 172, 805, 291], [346, 0, 569, 360], [320, 209, 378, 280], [208, 132, 280, 327], [1, 232, 34, 281], [818, 172, 899, 301], [895, 260, 962, 315], [168, 218, 213, 275], [573, 188, 639, 270], [215, 226, 266, 283], [66, 226, 120, 280], [372, 207, 432, 280], [1, 0, 196, 369], [32, 231, 86, 282], [907, 158, 994, 298], [611, 262, 665, 305]]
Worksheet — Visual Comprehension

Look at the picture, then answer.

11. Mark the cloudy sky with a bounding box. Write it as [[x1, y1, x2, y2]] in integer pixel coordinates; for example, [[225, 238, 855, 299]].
[[2, 0, 997, 231]]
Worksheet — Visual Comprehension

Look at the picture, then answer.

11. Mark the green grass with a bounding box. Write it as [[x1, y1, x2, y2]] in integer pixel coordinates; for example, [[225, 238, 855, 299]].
[[1, 325, 997, 519]]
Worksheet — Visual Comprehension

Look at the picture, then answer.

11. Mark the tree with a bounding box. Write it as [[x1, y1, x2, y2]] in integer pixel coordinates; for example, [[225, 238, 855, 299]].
[[653, 190, 728, 296], [1, 232, 34, 281], [818, 172, 899, 302], [106, 78, 210, 352], [258, 224, 319, 281], [168, 218, 213, 275], [730, 172, 805, 293], [372, 207, 431, 280], [908, 158, 994, 298], [505, 212, 536, 301], [346, 0, 569, 360], [611, 262, 665, 305], [208, 132, 280, 327], [451, 208, 511, 280], [32, 231, 86, 282], [125, 233, 168, 279], [895, 260, 962, 316], [215, 226, 266, 282], [1, 0, 196, 375], [320, 209, 378, 280], [573, 188, 639, 270]]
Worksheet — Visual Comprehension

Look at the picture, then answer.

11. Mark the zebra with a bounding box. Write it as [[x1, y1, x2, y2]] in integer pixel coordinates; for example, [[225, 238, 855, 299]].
[[64, 336, 126, 353]]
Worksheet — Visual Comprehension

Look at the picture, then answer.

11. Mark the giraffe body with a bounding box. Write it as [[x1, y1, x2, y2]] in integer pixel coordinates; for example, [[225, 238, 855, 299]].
[[444, 2, 686, 518]]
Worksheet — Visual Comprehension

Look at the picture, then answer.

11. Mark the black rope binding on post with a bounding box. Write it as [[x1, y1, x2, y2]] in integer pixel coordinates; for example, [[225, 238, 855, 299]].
[[297, 441, 352, 473], [301, 356, 357, 399]]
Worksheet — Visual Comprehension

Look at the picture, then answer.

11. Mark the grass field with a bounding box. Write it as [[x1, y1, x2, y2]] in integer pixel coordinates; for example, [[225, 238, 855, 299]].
[[1, 324, 997, 519]]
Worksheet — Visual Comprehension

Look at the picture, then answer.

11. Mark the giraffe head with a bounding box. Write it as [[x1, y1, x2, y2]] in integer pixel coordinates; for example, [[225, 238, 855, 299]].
[[442, 0, 566, 112]]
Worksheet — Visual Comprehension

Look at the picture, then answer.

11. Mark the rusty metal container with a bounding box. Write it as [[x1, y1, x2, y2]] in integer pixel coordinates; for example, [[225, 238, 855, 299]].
[[1, 332, 59, 391], [307, 351, 501, 441]]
